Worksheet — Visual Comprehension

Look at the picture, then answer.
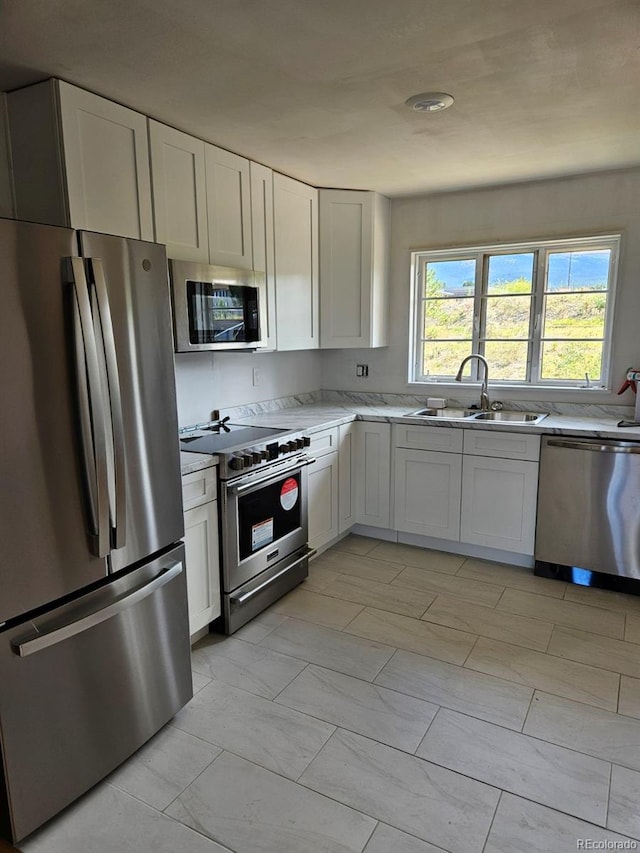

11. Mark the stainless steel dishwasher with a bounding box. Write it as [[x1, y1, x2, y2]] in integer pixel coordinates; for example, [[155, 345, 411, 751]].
[[535, 435, 640, 580]]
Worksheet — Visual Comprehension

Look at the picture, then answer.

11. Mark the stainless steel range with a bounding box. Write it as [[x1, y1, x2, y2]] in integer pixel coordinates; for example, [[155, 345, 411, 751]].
[[180, 420, 315, 633]]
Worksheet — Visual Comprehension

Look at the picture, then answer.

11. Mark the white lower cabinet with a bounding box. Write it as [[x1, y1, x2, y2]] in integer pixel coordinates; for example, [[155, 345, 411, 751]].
[[394, 448, 462, 541], [460, 455, 539, 553], [308, 450, 339, 552], [181, 468, 221, 637], [356, 422, 391, 528], [338, 423, 357, 533]]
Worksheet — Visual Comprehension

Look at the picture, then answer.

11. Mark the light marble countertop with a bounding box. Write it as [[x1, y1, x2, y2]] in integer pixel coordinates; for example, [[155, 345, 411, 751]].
[[180, 450, 218, 476]]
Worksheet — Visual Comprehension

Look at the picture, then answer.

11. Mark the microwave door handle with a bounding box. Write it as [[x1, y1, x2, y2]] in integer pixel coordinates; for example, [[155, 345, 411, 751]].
[[67, 257, 110, 558], [90, 257, 127, 549]]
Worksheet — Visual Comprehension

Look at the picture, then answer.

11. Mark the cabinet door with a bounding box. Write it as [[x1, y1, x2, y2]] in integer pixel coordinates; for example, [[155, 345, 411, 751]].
[[183, 500, 221, 636], [273, 173, 319, 350], [149, 121, 208, 261], [308, 451, 339, 551], [250, 162, 277, 349], [338, 423, 357, 533], [461, 456, 539, 554], [205, 144, 253, 269], [355, 422, 391, 528], [394, 448, 462, 541], [319, 189, 389, 348], [58, 81, 154, 240]]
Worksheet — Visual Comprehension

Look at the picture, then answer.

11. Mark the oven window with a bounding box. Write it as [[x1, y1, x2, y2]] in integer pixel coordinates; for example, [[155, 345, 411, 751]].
[[186, 280, 259, 344], [237, 473, 302, 561]]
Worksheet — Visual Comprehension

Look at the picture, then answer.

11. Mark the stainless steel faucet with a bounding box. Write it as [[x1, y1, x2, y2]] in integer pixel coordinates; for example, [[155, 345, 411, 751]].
[[455, 354, 490, 411]]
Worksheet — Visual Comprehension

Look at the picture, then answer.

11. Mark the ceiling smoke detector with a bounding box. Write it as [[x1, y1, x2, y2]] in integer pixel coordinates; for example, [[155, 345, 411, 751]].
[[405, 92, 454, 113]]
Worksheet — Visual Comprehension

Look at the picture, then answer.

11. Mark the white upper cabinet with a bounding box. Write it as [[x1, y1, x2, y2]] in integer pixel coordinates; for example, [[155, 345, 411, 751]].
[[204, 144, 253, 269], [7, 79, 153, 240], [273, 173, 319, 350], [249, 162, 277, 349], [319, 190, 389, 349], [149, 120, 208, 262]]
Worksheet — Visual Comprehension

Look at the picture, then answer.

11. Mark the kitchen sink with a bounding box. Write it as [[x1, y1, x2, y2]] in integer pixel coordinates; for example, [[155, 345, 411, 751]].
[[404, 408, 547, 425], [473, 411, 547, 424], [406, 407, 477, 419]]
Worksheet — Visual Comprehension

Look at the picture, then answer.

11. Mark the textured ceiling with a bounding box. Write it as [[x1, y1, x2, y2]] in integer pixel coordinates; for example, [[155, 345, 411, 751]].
[[1, 0, 639, 196]]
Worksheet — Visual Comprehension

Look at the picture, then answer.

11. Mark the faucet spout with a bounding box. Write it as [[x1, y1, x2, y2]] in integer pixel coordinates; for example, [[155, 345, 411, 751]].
[[455, 354, 490, 411]]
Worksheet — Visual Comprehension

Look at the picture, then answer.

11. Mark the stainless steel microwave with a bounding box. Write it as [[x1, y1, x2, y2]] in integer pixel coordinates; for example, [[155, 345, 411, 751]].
[[169, 260, 267, 352]]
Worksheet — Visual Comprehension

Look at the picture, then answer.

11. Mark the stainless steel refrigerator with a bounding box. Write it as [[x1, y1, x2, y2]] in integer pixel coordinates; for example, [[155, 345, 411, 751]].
[[0, 218, 192, 844]]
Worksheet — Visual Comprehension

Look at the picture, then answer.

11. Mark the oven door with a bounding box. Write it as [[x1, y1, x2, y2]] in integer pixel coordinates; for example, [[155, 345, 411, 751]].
[[221, 456, 313, 592]]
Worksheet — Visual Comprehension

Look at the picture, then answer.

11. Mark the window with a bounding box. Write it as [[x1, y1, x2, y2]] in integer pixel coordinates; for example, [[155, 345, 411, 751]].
[[410, 235, 620, 387]]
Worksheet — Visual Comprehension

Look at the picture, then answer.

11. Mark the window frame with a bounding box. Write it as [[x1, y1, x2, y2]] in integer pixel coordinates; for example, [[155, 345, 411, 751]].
[[409, 234, 621, 389]]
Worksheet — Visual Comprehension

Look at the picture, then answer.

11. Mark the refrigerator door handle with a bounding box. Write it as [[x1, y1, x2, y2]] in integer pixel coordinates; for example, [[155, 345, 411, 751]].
[[11, 561, 183, 657], [89, 257, 127, 550], [67, 257, 110, 558]]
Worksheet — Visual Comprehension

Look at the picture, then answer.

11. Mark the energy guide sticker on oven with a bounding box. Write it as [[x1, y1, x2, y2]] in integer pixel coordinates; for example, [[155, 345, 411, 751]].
[[280, 477, 299, 510], [252, 518, 274, 551]]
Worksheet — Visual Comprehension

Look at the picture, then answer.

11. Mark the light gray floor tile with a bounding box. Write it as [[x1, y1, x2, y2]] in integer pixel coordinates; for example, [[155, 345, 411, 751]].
[[312, 549, 404, 583], [299, 728, 499, 853], [465, 637, 620, 710], [498, 587, 625, 639], [108, 726, 221, 810], [392, 566, 504, 607], [417, 708, 610, 824], [191, 671, 211, 694], [172, 679, 334, 780], [276, 664, 438, 752], [363, 823, 447, 853], [484, 792, 637, 853], [563, 584, 640, 614], [304, 564, 342, 592], [457, 558, 566, 598], [608, 764, 640, 839], [191, 636, 306, 698], [619, 676, 640, 719], [333, 534, 380, 556], [367, 542, 465, 574], [166, 751, 375, 853], [261, 617, 395, 680], [548, 625, 640, 678], [271, 587, 364, 628], [375, 648, 533, 730], [625, 613, 640, 645], [524, 691, 640, 771], [233, 609, 288, 644], [344, 607, 477, 665], [20, 783, 231, 853], [321, 572, 435, 618], [423, 595, 553, 651]]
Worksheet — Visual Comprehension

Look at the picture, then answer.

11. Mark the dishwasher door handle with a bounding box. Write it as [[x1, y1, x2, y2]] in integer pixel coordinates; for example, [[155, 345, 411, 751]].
[[547, 438, 640, 454]]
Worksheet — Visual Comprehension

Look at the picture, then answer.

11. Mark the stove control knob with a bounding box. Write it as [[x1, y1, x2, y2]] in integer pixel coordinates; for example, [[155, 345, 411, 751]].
[[242, 454, 253, 467], [296, 437, 305, 450], [278, 444, 288, 455], [229, 456, 244, 471], [287, 440, 297, 452], [252, 451, 261, 464], [260, 449, 269, 460], [303, 436, 311, 447]]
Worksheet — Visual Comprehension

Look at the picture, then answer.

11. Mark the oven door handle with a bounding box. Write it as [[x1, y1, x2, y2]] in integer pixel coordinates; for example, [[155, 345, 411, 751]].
[[231, 548, 316, 607], [227, 456, 316, 495]]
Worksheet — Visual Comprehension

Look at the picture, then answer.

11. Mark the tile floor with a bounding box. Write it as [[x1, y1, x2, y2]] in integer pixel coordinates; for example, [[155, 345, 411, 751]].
[[17, 535, 640, 853]]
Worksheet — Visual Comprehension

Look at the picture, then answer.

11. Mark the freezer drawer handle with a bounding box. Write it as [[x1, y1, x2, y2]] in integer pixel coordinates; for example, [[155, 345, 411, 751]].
[[547, 439, 640, 454], [230, 548, 315, 608], [11, 562, 183, 658]]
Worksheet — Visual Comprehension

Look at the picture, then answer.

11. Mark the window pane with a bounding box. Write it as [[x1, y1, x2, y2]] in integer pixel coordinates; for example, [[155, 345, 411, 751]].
[[425, 259, 476, 297], [485, 294, 532, 339], [424, 296, 474, 340], [487, 253, 534, 295], [483, 341, 529, 381], [546, 249, 611, 292], [540, 341, 603, 380], [542, 292, 607, 339], [423, 341, 473, 377]]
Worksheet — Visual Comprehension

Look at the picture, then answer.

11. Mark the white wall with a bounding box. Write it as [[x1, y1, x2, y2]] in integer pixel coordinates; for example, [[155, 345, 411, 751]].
[[321, 167, 640, 407], [174, 348, 322, 426]]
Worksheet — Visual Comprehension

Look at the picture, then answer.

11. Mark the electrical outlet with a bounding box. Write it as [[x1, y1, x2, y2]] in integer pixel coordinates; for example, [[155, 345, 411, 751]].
[[252, 367, 262, 387], [356, 364, 369, 377]]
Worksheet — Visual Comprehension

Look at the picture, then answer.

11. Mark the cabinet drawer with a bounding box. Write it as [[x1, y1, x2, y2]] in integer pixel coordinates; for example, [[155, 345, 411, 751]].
[[309, 427, 339, 457], [181, 467, 217, 510], [394, 423, 463, 453], [463, 430, 540, 461]]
